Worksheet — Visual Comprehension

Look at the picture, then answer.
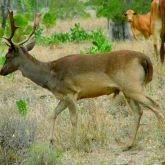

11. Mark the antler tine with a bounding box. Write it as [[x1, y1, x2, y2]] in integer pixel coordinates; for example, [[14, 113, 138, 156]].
[[4, 9, 19, 45], [19, 13, 41, 45]]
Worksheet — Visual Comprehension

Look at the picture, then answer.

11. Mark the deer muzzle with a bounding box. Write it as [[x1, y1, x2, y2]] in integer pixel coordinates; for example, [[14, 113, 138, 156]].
[[0, 68, 7, 76]]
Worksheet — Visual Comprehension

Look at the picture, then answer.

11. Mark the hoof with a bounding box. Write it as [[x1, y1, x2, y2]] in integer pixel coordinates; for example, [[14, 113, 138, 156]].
[[121, 145, 133, 151], [49, 139, 55, 149], [115, 138, 134, 151]]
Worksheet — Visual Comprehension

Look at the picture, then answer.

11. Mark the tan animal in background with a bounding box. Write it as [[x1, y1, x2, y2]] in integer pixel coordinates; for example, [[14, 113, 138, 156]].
[[1, 10, 165, 150], [124, 9, 151, 39], [150, 0, 165, 62]]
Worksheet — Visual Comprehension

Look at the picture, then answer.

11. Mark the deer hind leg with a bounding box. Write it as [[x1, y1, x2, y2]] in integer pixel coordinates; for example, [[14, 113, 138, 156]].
[[65, 95, 78, 146], [125, 92, 165, 139], [124, 97, 143, 150], [49, 100, 67, 147]]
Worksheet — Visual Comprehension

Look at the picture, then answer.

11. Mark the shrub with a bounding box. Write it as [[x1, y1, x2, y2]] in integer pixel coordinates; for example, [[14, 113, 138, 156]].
[[0, 27, 5, 40], [70, 23, 89, 42], [16, 99, 28, 116], [24, 143, 63, 165], [81, 29, 112, 54], [2, 13, 32, 43], [42, 11, 56, 29], [0, 117, 36, 164], [14, 14, 28, 27], [35, 23, 112, 54], [0, 56, 6, 66]]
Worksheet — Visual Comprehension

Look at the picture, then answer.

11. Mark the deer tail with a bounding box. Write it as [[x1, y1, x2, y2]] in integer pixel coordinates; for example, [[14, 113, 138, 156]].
[[141, 57, 153, 85]]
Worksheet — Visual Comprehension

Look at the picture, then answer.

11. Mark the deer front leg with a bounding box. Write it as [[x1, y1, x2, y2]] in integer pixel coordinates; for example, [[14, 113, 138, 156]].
[[65, 95, 78, 147], [49, 100, 67, 147]]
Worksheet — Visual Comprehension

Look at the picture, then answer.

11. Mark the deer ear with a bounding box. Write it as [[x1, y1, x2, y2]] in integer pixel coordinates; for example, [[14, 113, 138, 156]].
[[25, 41, 35, 51]]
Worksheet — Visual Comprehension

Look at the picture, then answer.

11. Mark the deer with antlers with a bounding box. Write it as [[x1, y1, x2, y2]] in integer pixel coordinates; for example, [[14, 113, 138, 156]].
[[0, 10, 165, 150]]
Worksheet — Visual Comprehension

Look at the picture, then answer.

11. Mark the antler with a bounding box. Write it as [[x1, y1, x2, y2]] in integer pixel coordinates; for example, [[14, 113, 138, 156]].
[[4, 9, 19, 46], [19, 13, 41, 45]]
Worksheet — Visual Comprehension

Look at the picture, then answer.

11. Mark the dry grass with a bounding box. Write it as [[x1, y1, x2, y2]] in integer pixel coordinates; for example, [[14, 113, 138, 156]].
[[46, 17, 107, 33], [1, 17, 165, 164]]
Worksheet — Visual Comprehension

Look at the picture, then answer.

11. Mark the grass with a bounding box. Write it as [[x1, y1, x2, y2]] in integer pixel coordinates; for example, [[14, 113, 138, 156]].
[[1, 17, 165, 164]]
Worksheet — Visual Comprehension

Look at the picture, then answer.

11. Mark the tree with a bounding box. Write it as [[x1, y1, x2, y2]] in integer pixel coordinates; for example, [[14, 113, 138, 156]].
[[49, 0, 88, 19], [88, 0, 151, 40], [42, 11, 56, 30], [1, 0, 10, 28]]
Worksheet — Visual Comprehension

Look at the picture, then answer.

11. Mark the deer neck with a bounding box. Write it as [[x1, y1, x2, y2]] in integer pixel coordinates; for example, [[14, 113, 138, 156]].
[[19, 53, 51, 89]]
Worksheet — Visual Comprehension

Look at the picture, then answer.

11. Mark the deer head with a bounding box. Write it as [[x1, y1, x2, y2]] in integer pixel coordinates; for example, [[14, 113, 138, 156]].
[[0, 10, 40, 76]]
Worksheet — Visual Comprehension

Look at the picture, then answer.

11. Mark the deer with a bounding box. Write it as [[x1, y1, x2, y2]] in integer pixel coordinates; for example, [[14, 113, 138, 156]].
[[0, 10, 165, 150]]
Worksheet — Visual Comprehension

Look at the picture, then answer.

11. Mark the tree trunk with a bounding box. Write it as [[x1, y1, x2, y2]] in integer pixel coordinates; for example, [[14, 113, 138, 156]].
[[108, 20, 131, 41], [44, 0, 48, 8], [35, 0, 39, 13], [21, 0, 26, 12], [107, 18, 110, 30], [1, 0, 10, 28]]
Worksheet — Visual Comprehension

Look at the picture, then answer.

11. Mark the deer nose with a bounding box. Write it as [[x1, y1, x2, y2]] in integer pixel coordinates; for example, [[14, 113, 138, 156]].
[[0, 68, 3, 75], [0, 68, 5, 76]]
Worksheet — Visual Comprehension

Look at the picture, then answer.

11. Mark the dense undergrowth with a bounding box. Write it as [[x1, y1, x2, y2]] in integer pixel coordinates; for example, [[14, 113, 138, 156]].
[[35, 23, 112, 54]]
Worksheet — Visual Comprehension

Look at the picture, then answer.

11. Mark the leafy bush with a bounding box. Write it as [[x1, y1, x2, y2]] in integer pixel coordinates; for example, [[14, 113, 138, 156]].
[[0, 117, 36, 164], [24, 143, 63, 165], [42, 11, 56, 29], [91, 0, 151, 22], [35, 23, 112, 54], [16, 99, 28, 116], [14, 14, 28, 27], [70, 23, 89, 42], [85, 29, 112, 54], [14, 13, 30, 42], [78, 29, 112, 54], [50, 0, 88, 19], [36, 23, 109, 44], [2, 13, 33, 43], [0, 56, 6, 66], [0, 27, 5, 40]]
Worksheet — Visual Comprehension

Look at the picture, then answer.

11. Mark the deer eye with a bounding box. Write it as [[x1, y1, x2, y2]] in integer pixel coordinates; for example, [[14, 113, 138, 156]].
[[8, 48, 12, 53], [6, 49, 13, 59]]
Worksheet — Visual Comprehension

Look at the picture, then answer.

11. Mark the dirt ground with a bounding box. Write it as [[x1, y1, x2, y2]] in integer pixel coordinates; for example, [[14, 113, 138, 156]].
[[1, 18, 165, 165]]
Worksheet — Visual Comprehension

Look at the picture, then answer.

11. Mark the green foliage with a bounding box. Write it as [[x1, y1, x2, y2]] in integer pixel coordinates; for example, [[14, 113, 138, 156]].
[[51, 32, 71, 43], [82, 29, 112, 54], [4, 21, 11, 38], [89, 0, 151, 22], [14, 13, 29, 42], [0, 27, 5, 39], [14, 14, 28, 27], [42, 11, 56, 28], [2, 13, 32, 42], [35, 23, 90, 44], [70, 23, 89, 42], [50, 0, 88, 19], [25, 143, 63, 165], [0, 48, 6, 66], [16, 99, 28, 116], [35, 23, 112, 54], [0, 56, 6, 65], [0, 117, 36, 165]]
